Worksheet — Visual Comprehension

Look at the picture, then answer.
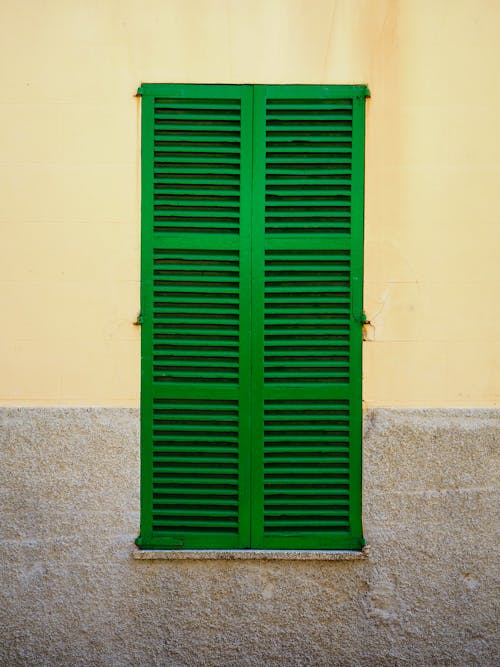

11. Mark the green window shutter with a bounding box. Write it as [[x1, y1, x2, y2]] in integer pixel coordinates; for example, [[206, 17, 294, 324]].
[[137, 84, 367, 551], [137, 84, 253, 549], [250, 85, 366, 550]]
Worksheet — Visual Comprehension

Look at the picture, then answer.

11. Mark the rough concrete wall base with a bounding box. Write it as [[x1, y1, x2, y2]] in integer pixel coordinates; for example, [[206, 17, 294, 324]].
[[0, 408, 498, 666]]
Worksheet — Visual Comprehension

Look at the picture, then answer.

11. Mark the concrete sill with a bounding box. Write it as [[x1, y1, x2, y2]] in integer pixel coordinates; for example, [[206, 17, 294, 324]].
[[133, 547, 369, 561]]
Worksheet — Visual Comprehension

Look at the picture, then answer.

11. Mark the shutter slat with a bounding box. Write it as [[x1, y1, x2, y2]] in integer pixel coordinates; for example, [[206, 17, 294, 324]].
[[155, 146, 241, 155], [156, 350, 238, 358], [267, 104, 352, 111], [154, 166, 240, 174], [154, 448, 237, 455], [154, 101, 241, 109], [153, 520, 239, 527], [155, 286, 239, 294], [154, 188, 240, 196], [264, 478, 350, 486], [266, 123, 352, 130], [155, 134, 241, 142], [266, 199, 350, 206], [155, 178, 240, 185], [154, 124, 240, 132], [154, 114, 241, 121], [263, 210, 350, 218], [154, 275, 241, 283], [265, 488, 349, 496], [154, 497, 239, 505], [153, 508, 238, 516], [265, 113, 352, 120], [266, 189, 350, 196], [155, 199, 241, 208], [265, 508, 349, 516], [265, 452, 349, 459], [265, 350, 348, 358], [266, 498, 349, 506], [266, 157, 351, 164], [153, 465, 238, 474], [266, 146, 352, 154], [266, 177, 351, 185], [263, 435, 349, 443], [152, 476, 239, 485], [153, 337, 239, 346], [153, 487, 237, 496], [266, 288, 350, 295], [266, 134, 352, 141], [265, 168, 352, 174]]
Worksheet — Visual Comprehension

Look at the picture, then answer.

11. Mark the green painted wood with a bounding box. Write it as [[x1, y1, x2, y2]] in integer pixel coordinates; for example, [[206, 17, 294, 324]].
[[237, 85, 254, 549], [138, 83, 366, 552], [139, 83, 369, 99], [137, 84, 253, 550], [348, 94, 366, 547], [250, 84, 365, 550], [136, 93, 155, 549], [250, 86, 267, 549]]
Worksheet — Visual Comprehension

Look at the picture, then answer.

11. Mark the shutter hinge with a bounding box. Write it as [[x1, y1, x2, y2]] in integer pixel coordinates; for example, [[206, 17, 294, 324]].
[[355, 311, 369, 325], [133, 311, 143, 326]]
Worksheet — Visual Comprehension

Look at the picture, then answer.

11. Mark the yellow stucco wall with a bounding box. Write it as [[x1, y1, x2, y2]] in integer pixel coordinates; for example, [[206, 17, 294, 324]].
[[0, 0, 498, 407]]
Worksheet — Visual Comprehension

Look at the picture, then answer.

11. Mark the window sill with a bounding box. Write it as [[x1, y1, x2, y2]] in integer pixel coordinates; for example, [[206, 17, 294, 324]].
[[132, 547, 369, 561]]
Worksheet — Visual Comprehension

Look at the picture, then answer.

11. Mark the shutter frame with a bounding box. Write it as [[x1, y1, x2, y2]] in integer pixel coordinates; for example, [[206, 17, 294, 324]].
[[137, 84, 366, 551]]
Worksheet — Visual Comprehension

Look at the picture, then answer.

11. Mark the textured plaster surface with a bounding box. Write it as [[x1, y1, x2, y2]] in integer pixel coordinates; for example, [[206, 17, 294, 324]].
[[0, 408, 499, 666]]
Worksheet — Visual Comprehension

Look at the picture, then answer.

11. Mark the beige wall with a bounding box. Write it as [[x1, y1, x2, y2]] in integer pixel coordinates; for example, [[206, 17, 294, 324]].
[[1, 0, 499, 407]]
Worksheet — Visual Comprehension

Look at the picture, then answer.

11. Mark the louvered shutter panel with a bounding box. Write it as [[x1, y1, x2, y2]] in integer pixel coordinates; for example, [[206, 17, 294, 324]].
[[138, 84, 367, 551], [137, 85, 253, 549], [250, 85, 366, 550]]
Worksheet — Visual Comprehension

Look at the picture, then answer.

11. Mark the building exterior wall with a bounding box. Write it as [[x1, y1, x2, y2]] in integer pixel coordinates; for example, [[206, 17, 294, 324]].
[[0, 0, 499, 408], [1, 1, 499, 664]]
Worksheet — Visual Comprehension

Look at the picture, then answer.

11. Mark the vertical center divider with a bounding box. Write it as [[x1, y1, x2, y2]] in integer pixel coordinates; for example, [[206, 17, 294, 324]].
[[249, 86, 267, 547], [238, 86, 254, 547]]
